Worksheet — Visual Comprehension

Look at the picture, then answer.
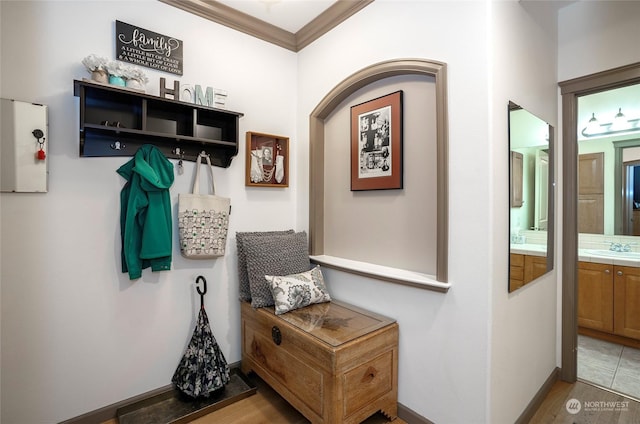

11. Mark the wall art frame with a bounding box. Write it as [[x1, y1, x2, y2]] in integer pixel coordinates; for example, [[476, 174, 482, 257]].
[[350, 90, 403, 191], [245, 131, 289, 187]]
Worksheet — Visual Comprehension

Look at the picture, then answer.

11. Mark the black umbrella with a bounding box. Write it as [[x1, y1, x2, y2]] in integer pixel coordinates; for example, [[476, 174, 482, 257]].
[[172, 276, 230, 398]]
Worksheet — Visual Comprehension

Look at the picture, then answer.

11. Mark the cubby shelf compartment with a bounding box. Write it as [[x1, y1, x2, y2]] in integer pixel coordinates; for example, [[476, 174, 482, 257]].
[[73, 79, 243, 167]]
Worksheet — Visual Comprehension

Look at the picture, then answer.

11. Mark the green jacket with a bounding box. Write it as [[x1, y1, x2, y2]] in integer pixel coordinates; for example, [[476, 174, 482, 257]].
[[117, 145, 174, 279]]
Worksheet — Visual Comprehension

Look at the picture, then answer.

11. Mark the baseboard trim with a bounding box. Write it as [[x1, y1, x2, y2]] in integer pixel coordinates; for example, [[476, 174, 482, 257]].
[[58, 361, 243, 424], [398, 402, 435, 424], [514, 366, 560, 424]]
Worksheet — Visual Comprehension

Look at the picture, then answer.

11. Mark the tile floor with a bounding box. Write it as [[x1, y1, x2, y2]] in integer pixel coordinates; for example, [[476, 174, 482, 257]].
[[578, 334, 640, 400]]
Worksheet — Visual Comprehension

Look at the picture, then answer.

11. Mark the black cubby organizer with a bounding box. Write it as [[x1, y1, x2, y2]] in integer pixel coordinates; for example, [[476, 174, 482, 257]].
[[73, 79, 244, 167]]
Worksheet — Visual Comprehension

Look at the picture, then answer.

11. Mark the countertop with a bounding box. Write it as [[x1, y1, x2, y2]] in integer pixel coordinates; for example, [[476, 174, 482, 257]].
[[510, 243, 547, 257], [577, 249, 640, 267], [510, 244, 640, 267]]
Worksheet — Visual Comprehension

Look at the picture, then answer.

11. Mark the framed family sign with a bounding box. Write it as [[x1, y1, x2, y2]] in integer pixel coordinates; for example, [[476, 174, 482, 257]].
[[350, 90, 403, 191], [245, 132, 289, 187]]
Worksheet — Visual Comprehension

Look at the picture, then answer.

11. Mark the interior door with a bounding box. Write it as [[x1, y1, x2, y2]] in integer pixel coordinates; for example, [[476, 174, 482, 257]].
[[511, 151, 523, 208], [535, 149, 549, 230], [578, 152, 604, 234]]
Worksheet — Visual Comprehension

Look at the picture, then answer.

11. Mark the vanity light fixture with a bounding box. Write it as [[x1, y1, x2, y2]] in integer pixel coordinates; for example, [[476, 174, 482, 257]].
[[581, 108, 640, 137], [583, 113, 600, 136], [611, 107, 629, 131]]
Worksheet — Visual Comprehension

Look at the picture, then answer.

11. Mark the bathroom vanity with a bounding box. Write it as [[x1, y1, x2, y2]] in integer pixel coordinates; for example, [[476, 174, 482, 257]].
[[578, 249, 640, 347]]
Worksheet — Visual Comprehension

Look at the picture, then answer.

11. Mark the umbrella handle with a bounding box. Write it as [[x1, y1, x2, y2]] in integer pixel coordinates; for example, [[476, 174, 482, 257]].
[[196, 275, 207, 309]]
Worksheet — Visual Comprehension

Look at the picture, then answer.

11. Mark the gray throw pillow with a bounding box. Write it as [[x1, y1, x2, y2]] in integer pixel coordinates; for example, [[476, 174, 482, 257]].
[[244, 231, 311, 308], [236, 230, 294, 301]]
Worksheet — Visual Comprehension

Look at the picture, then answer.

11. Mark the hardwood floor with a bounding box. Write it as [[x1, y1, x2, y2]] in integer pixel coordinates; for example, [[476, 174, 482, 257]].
[[529, 380, 640, 424], [103, 374, 405, 424], [100, 375, 640, 423]]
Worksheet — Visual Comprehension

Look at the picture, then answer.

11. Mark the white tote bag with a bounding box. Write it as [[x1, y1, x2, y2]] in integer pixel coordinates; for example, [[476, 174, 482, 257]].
[[178, 152, 231, 258]]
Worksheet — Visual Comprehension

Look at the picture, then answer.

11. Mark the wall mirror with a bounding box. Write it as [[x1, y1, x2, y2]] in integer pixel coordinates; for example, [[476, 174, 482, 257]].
[[509, 101, 554, 292], [577, 83, 640, 237]]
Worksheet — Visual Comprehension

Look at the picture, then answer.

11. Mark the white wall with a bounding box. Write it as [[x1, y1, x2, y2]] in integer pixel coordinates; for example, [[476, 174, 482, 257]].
[[297, 1, 493, 422], [0, 2, 297, 422], [558, 1, 640, 82], [489, 3, 559, 424]]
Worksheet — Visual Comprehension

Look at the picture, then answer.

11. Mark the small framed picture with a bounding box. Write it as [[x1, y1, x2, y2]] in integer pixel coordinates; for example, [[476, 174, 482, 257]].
[[350, 91, 403, 191], [245, 132, 289, 187]]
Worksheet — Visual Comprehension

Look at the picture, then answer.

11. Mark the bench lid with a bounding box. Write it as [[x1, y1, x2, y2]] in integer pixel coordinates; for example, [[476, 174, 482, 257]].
[[268, 300, 396, 347]]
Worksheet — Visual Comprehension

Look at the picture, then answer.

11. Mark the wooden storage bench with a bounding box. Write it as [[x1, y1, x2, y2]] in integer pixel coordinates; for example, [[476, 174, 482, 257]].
[[240, 300, 398, 424]]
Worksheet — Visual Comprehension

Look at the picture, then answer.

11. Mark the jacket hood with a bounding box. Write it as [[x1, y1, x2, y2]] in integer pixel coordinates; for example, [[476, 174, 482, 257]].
[[117, 145, 174, 191]]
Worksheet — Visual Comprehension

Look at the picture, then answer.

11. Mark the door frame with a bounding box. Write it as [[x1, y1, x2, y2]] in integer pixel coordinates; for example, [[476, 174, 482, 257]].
[[559, 62, 640, 382]]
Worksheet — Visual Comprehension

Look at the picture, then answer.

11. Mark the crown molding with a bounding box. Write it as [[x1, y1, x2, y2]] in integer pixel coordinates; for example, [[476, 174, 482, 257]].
[[295, 0, 374, 51], [159, 0, 374, 52]]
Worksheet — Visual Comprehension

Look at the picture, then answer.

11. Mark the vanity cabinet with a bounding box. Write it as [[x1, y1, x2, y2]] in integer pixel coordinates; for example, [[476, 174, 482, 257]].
[[73, 79, 243, 167], [613, 265, 640, 340], [578, 262, 640, 341], [240, 300, 398, 424], [509, 254, 525, 291], [524, 255, 547, 284], [509, 253, 547, 292], [577, 262, 614, 332]]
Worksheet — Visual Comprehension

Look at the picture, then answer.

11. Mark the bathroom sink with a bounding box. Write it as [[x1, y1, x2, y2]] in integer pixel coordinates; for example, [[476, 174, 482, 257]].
[[586, 249, 640, 259]]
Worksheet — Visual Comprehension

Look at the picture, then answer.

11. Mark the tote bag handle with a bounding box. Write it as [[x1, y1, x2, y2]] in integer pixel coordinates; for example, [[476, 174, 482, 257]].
[[192, 152, 216, 195]]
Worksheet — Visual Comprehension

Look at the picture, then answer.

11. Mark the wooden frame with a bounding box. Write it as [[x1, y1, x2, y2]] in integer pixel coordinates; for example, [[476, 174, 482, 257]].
[[245, 132, 289, 187], [350, 91, 403, 191]]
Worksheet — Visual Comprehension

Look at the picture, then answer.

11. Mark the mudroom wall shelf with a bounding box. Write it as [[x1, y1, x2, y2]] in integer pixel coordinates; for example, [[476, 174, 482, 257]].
[[73, 80, 243, 167]]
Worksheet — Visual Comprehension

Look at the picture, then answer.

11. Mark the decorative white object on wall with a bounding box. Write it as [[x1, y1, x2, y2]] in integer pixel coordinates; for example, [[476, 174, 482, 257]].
[[0, 98, 48, 193]]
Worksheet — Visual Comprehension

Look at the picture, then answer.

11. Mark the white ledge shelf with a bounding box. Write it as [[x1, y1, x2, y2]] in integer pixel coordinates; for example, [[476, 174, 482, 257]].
[[310, 255, 451, 293]]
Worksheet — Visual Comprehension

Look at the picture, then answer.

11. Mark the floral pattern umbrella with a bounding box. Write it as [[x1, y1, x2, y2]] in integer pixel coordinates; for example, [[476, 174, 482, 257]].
[[172, 276, 230, 398]]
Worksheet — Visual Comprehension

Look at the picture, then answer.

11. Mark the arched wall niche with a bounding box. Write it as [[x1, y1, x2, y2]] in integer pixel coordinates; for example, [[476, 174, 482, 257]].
[[308, 58, 449, 290]]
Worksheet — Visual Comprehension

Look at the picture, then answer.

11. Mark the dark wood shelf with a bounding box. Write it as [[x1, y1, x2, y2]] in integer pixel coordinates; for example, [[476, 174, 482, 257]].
[[74, 79, 244, 167]]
